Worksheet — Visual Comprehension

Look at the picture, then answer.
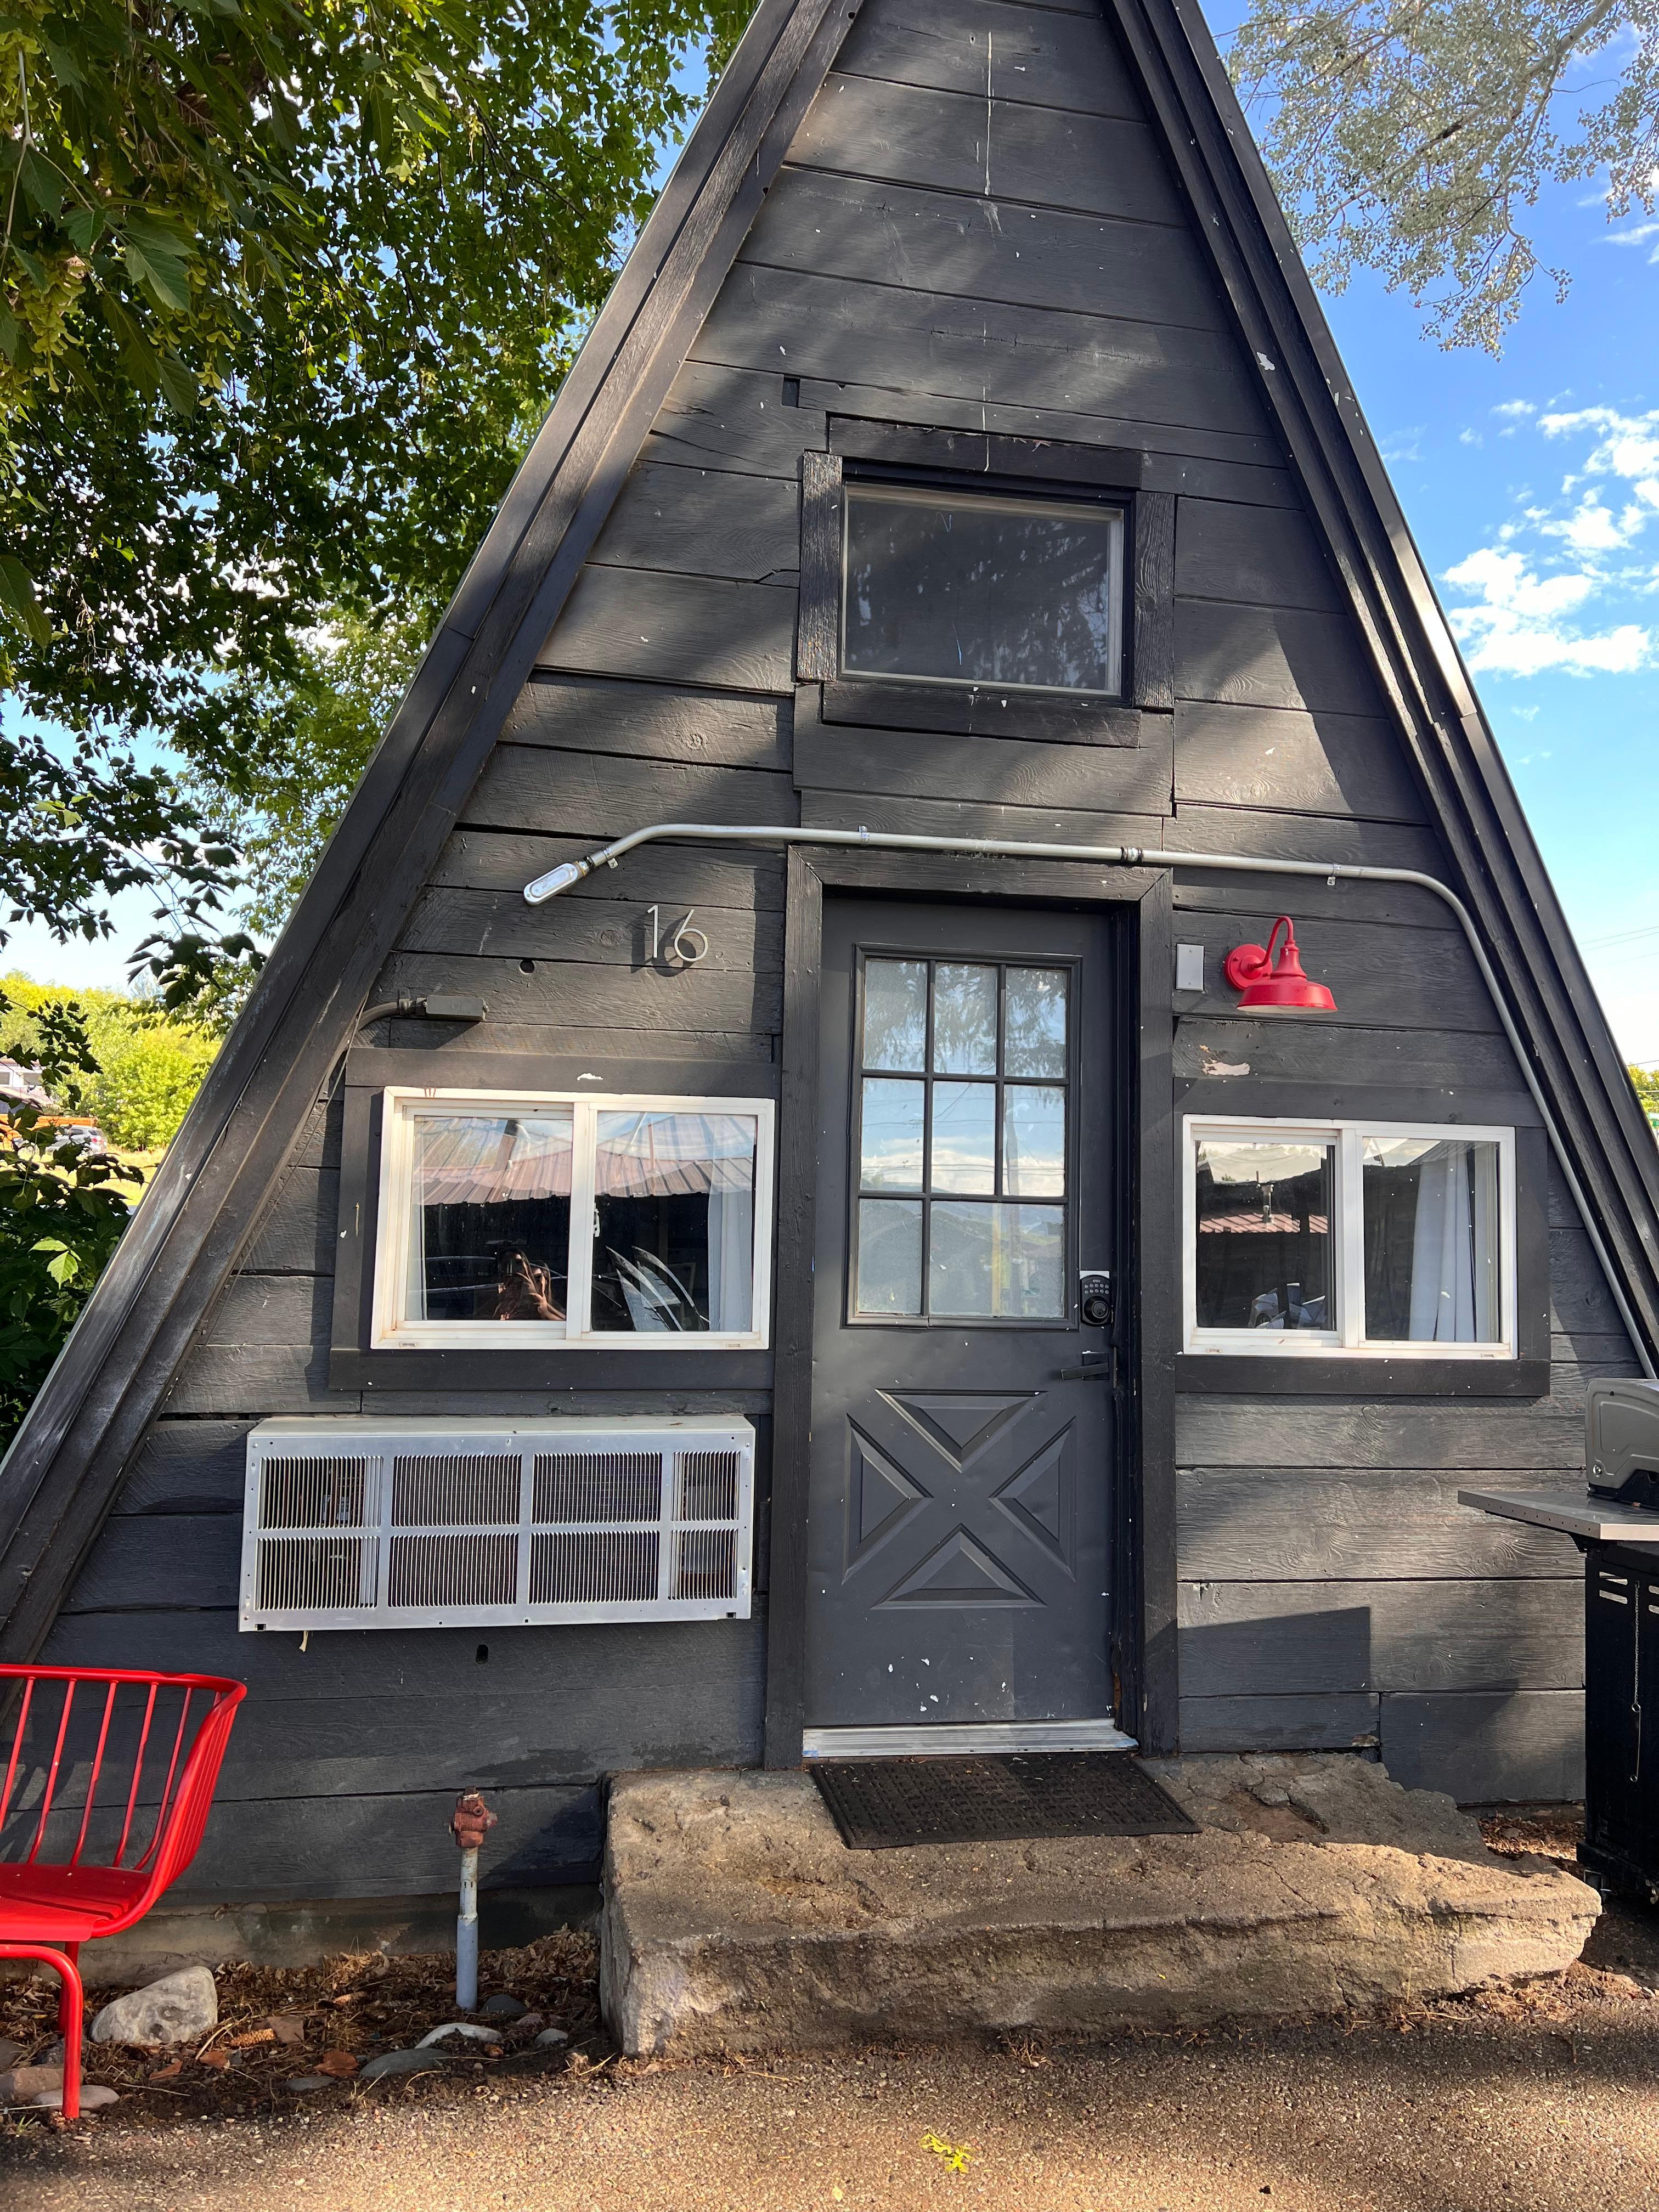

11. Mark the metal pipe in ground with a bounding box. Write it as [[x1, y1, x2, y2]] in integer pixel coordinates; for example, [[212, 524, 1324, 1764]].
[[450, 1790, 497, 2011]]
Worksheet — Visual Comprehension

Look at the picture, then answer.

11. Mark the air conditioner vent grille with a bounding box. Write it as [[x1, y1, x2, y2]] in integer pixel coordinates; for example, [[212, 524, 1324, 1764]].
[[240, 1419, 753, 1631]]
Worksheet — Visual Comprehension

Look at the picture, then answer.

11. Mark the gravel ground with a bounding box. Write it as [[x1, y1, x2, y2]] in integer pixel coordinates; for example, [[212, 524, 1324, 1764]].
[[4, 1816, 1655, 2211]]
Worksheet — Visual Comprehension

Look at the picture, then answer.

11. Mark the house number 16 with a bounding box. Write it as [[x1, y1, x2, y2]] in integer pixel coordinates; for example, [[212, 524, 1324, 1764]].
[[648, 905, 709, 967]]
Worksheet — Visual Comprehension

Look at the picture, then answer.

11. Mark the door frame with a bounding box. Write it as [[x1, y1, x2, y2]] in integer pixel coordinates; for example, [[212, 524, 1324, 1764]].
[[763, 848, 1178, 1767]]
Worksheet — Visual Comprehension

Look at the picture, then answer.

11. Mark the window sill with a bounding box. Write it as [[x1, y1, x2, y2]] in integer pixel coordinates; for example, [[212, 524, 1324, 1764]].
[[330, 1346, 775, 1392], [1173, 1352, 1550, 1398]]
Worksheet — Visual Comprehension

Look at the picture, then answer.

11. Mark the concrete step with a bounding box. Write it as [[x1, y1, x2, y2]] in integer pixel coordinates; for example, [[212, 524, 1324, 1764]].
[[600, 1755, 1600, 2057]]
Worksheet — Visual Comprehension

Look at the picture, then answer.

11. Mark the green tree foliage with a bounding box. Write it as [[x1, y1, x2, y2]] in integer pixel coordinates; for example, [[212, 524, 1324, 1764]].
[[1, 974, 219, 1149], [0, 989, 134, 1442], [1228, 0, 1659, 347], [1630, 1064, 1659, 1121], [1, 0, 748, 990]]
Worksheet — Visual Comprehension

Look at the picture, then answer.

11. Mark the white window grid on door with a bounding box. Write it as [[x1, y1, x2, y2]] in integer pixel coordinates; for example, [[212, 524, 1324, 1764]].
[[239, 1416, 755, 1631], [1181, 1114, 1517, 1358], [370, 1086, 775, 1352]]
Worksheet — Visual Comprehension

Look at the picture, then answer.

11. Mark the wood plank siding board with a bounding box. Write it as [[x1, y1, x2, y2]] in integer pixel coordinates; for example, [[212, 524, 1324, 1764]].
[[373, 951, 784, 1039], [466, 748, 799, 842], [1174, 496, 1344, 613], [1178, 1468, 1593, 1582], [1176, 1578, 1584, 1697], [793, 720, 1175, 814], [398, 888, 785, 974], [172, 1785, 606, 1901], [47, 1605, 768, 1708], [643, 360, 831, 480], [586, 459, 802, 583], [1167, 908, 1501, 1036], [436, 832, 787, 912], [1172, 869, 1445, 932], [1172, 1019, 1525, 1093], [1176, 599, 1393, 718], [836, 0, 1149, 114], [692, 268, 1271, 437], [1178, 1693, 1381, 1753], [1378, 1690, 1585, 1802], [803, 377, 1289, 473], [798, 789, 1172, 846], [741, 168, 1230, 334], [242, 1166, 340, 1278], [109, 1421, 252, 1517], [536, 565, 798, 691], [788, 72, 1187, 227], [1173, 1400, 1584, 1471]]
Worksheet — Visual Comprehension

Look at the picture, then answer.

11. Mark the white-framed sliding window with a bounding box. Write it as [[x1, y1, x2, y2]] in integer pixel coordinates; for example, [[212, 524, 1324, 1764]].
[[371, 1088, 775, 1352], [1182, 1115, 1517, 1359]]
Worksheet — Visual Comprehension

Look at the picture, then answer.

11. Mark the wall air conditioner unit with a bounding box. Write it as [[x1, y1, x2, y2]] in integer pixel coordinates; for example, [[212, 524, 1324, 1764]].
[[239, 1415, 754, 1632]]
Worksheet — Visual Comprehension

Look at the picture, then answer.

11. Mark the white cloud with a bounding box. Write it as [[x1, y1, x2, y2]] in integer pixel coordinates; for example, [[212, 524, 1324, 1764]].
[[1607, 219, 1659, 252], [1442, 548, 1651, 676], [1493, 399, 1536, 419], [1459, 427, 1483, 447]]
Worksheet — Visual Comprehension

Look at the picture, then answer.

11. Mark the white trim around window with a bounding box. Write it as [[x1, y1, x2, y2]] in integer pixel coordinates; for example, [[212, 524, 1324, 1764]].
[[1181, 1115, 1517, 1359], [371, 1087, 775, 1352]]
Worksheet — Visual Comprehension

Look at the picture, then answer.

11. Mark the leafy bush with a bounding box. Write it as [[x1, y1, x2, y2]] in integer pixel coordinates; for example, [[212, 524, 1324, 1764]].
[[0, 974, 218, 1150], [0, 995, 137, 1444]]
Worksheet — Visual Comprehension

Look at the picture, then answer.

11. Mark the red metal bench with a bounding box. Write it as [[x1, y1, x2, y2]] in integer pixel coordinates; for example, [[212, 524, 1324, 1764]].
[[0, 1664, 245, 2119]]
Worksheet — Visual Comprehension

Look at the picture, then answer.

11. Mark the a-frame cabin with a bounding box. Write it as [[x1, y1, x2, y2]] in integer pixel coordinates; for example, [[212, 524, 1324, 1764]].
[[5, 0, 1659, 1911]]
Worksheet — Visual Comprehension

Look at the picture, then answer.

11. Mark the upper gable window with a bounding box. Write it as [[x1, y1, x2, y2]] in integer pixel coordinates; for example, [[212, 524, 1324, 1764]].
[[371, 1088, 774, 1351], [841, 482, 1126, 701]]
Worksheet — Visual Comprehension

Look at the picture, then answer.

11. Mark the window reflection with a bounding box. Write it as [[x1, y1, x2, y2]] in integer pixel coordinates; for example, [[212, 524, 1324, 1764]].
[[843, 484, 1125, 697], [1194, 1137, 1334, 1332], [590, 1110, 759, 1334], [412, 1110, 573, 1324]]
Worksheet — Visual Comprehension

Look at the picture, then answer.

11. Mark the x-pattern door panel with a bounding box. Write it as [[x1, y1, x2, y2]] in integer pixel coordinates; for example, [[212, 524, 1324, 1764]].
[[805, 899, 1118, 1731]]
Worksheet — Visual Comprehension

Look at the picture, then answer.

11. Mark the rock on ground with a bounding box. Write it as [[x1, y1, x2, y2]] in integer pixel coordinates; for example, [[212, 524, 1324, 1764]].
[[0, 2066, 63, 2106], [601, 1756, 1601, 2058], [90, 1966, 218, 2048]]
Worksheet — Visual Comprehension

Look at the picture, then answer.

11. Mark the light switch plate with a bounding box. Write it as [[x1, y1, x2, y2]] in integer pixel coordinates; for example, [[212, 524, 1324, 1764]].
[[1175, 943, 1205, 992]]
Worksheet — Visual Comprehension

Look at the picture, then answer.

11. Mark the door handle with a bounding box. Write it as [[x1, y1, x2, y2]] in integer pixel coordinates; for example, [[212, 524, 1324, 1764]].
[[1056, 1350, 1116, 1384]]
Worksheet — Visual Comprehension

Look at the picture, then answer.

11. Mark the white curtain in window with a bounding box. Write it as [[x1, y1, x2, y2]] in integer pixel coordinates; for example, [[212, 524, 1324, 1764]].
[[1408, 1141, 1498, 1341], [706, 1188, 754, 1332]]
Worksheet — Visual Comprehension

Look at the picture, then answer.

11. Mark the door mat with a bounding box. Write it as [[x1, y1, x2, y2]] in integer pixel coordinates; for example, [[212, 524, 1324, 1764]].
[[809, 1752, 1199, 1851]]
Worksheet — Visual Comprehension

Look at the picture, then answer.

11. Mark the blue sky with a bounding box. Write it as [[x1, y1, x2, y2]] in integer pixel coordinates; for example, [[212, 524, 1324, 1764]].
[[1302, 154, 1659, 1066], [12, 38, 1659, 1065]]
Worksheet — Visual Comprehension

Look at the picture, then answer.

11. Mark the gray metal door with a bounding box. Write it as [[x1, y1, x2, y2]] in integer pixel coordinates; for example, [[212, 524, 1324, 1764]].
[[804, 898, 1119, 1733]]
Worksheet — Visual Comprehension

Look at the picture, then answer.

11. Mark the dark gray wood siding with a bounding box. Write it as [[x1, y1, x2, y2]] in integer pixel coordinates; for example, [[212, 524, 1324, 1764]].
[[45, 0, 1623, 1894]]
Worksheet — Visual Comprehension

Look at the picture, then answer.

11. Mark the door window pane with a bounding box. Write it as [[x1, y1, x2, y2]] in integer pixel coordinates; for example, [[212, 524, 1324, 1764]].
[[1363, 1136, 1502, 1342], [411, 1109, 573, 1324], [930, 1081, 996, 1193], [930, 1201, 1065, 1318], [930, 1201, 995, 1317], [843, 484, 1124, 697], [1000, 1204, 1065, 1317], [1003, 1086, 1065, 1197], [857, 1199, 923, 1315], [860, 1079, 925, 1189], [932, 964, 998, 1074], [1194, 1137, 1334, 1332], [1005, 969, 1068, 1077], [863, 960, 927, 1070], [590, 1110, 758, 1334]]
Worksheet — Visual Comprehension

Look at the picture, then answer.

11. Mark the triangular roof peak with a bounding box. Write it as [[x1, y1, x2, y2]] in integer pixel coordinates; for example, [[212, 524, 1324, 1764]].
[[3, 0, 1656, 1651]]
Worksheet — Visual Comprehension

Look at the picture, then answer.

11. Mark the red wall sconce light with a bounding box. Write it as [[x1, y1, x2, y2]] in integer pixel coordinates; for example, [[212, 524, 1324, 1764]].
[[1223, 916, 1338, 1015]]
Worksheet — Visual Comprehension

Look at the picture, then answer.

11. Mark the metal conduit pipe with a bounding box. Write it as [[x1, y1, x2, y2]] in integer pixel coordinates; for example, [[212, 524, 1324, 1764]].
[[524, 822, 1657, 1381]]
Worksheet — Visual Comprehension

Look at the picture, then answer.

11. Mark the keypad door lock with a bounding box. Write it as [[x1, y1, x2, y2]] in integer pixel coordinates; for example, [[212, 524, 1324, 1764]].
[[1079, 1270, 1114, 1329]]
